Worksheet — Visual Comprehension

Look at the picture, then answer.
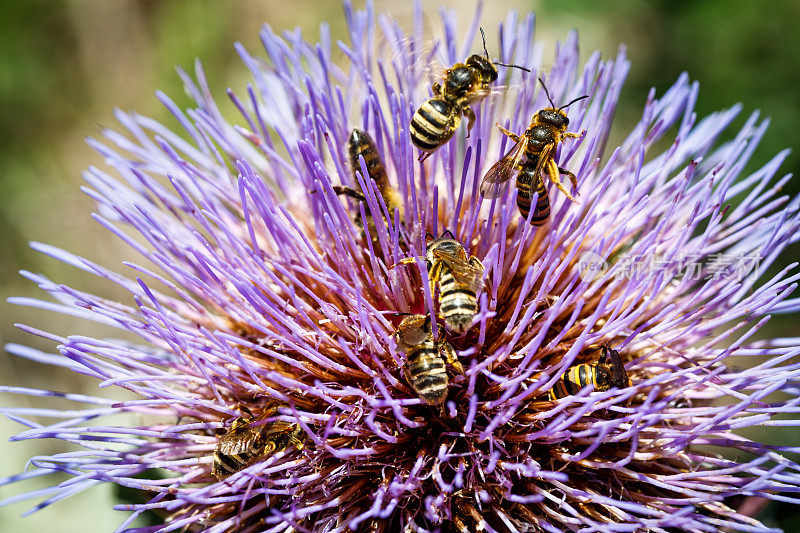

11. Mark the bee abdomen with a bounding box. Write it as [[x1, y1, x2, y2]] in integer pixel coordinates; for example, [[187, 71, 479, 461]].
[[439, 274, 478, 334], [411, 97, 457, 151], [348, 129, 388, 187], [530, 175, 550, 225], [407, 347, 448, 404], [551, 364, 593, 399], [213, 452, 250, 478], [515, 166, 534, 218], [516, 164, 549, 225], [440, 291, 478, 325]]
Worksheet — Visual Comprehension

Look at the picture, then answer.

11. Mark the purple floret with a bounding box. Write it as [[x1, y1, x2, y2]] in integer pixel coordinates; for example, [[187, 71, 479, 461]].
[[4, 1, 800, 531]]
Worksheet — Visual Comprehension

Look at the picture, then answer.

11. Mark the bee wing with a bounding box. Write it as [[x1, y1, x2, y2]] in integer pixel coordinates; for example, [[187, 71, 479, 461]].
[[605, 347, 629, 388], [432, 249, 485, 291], [452, 261, 485, 293], [470, 84, 494, 100], [533, 142, 553, 178], [486, 84, 520, 96], [217, 425, 261, 455], [480, 135, 528, 199], [376, 32, 446, 94]]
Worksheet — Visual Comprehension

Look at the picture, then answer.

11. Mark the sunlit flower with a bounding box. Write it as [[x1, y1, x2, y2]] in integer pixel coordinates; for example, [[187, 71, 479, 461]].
[[4, 2, 800, 532]]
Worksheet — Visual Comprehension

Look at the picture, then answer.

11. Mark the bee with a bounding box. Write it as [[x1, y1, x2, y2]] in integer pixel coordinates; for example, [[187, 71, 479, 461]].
[[480, 78, 589, 225], [396, 230, 485, 334], [395, 314, 463, 405], [212, 405, 304, 479], [410, 28, 529, 160], [334, 129, 404, 244], [549, 345, 629, 400]]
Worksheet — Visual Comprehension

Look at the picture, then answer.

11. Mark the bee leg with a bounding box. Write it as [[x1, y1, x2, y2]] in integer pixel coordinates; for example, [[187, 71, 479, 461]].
[[261, 404, 281, 420], [238, 404, 255, 419], [547, 159, 577, 201], [263, 442, 277, 456], [453, 516, 470, 533], [402, 364, 415, 391], [427, 259, 446, 301], [391, 255, 425, 270], [563, 130, 585, 139], [450, 113, 463, 139], [418, 150, 432, 163], [469, 255, 491, 293], [333, 185, 367, 203], [463, 107, 476, 138], [290, 434, 305, 451], [496, 124, 521, 142], [440, 341, 464, 374], [428, 259, 444, 287], [432, 82, 442, 95], [557, 166, 579, 191]]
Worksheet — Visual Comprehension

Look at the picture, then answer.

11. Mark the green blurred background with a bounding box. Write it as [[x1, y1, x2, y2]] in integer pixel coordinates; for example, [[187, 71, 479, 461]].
[[1, 1, 798, 531]]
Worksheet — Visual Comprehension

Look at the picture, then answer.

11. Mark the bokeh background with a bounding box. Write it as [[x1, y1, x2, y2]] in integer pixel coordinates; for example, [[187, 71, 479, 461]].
[[1, 1, 799, 531]]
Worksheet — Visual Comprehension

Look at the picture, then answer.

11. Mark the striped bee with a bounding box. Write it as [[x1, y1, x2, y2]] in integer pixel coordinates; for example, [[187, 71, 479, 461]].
[[410, 28, 528, 160], [334, 129, 403, 243], [549, 345, 629, 400], [481, 78, 588, 225], [212, 406, 304, 479], [513, 157, 551, 225], [396, 231, 485, 334], [395, 314, 463, 405]]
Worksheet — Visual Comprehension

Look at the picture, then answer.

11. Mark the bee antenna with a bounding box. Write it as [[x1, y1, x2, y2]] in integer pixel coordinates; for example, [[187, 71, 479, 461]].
[[558, 94, 590, 111], [600, 344, 610, 362], [493, 61, 531, 73], [480, 26, 530, 73], [425, 231, 436, 241], [441, 228, 456, 239], [538, 77, 556, 109]]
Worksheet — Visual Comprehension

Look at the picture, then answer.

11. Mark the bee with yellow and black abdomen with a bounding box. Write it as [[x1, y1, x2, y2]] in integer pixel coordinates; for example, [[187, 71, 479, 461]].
[[212, 405, 304, 480], [549, 345, 629, 400], [410, 28, 529, 160], [481, 78, 588, 225], [395, 314, 463, 405], [428, 234, 485, 334], [394, 230, 485, 335], [333, 129, 404, 243], [514, 155, 551, 225], [337, 128, 401, 215]]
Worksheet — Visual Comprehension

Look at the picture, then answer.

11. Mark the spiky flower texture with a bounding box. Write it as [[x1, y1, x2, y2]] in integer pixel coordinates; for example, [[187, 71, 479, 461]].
[[5, 3, 800, 532]]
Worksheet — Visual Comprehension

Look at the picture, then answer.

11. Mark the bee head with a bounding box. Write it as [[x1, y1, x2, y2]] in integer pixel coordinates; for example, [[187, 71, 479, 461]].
[[430, 237, 459, 255], [601, 344, 630, 389], [537, 108, 570, 131], [536, 77, 589, 131], [474, 28, 529, 83], [466, 54, 498, 83]]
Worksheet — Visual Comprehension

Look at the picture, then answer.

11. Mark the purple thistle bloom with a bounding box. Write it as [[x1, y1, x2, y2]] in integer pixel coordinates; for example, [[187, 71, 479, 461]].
[[4, 2, 800, 531]]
